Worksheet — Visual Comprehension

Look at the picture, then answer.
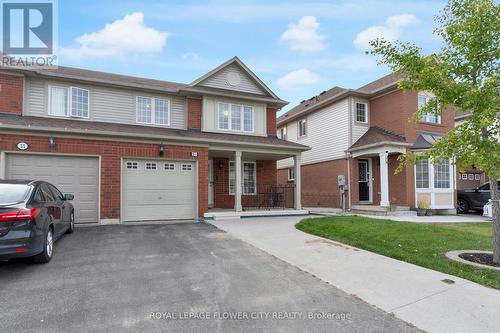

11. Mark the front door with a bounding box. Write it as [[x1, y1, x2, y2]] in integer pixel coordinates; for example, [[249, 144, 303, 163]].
[[358, 159, 370, 202], [208, 160, 214, 208]]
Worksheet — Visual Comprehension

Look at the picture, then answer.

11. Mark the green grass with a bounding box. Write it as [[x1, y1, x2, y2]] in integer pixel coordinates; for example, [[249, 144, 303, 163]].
[[295, 216, 500, 290]]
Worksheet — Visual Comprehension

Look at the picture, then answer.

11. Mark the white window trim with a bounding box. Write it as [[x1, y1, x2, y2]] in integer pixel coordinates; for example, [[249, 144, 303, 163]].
[[145, 162, 158, 171], [229, 161, 257, 195], [279, 127, 287, 140], [355, 102, 368, 124], [126, 161, 139, 170], [217, 102, 254, 133], [418, 93, 441, 124], [48, 85, 90, 119], [288, 167, 295, 181], [164, 163, 175, 171], [181, 163, 193, 171], [136, 96, 171, 126], [298, 119, 307, 138], [414, 158, 455, 209]]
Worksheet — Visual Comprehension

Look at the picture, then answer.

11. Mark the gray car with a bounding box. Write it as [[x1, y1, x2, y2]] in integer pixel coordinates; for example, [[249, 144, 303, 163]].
[[457, 181, 500, 214], [0, 180, 75, 263]]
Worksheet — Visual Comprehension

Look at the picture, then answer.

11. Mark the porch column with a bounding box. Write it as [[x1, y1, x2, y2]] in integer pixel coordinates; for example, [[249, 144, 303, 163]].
[[234, 151, 242, 212], [294, 154, 302, 210], [379, 151, 390, 207]]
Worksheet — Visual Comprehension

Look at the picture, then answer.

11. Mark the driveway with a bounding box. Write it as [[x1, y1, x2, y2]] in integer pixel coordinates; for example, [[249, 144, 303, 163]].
[[0, 223, 415, 333]]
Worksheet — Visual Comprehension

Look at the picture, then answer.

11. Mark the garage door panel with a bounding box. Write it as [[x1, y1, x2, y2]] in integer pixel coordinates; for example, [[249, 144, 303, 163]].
[[122, 160, 196, 222], [5, 154, 99, 224]]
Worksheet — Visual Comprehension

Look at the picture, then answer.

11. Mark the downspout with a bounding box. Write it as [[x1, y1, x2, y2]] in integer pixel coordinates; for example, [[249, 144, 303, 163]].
[[347, 97, 353, 211]]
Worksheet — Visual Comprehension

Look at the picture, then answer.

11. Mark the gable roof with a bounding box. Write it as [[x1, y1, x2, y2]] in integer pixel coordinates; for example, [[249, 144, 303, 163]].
[[277, 73, 403, 127], [349, 127, 407, 151], [189, 56, 279, 99], [411, 133, 442, 150]]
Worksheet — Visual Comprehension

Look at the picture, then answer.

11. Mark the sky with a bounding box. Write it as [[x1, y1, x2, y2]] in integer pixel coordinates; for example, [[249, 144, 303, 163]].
[[56, 0, 447, 114]]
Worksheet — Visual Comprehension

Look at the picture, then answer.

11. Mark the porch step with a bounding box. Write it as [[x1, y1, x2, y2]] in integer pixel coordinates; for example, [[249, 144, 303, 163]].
[[351, 205, 417, 217], [204, 209, 309, 220]]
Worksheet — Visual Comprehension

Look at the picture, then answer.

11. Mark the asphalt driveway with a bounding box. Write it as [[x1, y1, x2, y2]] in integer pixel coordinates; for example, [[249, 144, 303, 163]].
[[0, 223, 415, 333]]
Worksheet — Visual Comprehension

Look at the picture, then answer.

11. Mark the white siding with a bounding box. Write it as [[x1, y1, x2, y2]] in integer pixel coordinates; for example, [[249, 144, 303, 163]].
[[25, 77, 187, 130], [278, 98, 350, 168], [198, 63, 267, 95], [350, 97, 370, 145], [202, 96, 267, 136]]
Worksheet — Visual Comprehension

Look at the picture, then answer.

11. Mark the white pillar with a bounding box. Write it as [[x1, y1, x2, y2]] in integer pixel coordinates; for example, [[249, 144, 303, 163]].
[[379, 152, 390, 207], [235, 151, 242, 212], [294, 154, 302, 210]]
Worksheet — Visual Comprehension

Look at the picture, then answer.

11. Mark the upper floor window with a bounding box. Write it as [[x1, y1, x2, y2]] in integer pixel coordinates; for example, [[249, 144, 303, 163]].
[[418, 94, 441, 124], [356, 102, 367, 123], [136, 96, 170, 126], [279, 127, 287, 140], [298, 119, 307, 137], [218, 102, 254, 132], [49, 86, 89, 118]]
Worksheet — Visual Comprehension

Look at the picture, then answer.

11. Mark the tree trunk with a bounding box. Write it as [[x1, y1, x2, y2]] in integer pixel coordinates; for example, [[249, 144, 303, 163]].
[[491, 178, 500, 263]]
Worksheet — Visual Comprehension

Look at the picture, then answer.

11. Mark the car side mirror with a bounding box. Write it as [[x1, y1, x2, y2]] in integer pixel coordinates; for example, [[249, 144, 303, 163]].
[[64, 194, 74, 201]]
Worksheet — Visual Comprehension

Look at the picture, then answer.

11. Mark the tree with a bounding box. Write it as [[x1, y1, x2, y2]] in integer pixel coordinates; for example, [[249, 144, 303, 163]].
[[369, 0, 500, 262]]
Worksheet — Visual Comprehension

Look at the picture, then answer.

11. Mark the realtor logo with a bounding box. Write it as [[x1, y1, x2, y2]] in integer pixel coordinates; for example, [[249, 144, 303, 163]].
[[1, 0, 57, 67]]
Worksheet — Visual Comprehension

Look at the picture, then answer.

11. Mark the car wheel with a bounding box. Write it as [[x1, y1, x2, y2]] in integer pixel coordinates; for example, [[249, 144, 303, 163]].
[[66, 211, 75, 234], [457, 199, 469, 214], [33, 227, 53, 263]]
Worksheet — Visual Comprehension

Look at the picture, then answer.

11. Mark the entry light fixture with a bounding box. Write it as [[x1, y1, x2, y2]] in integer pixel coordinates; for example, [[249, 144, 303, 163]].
[[159, 143, 165, 157], [48, 137, 56, 150]]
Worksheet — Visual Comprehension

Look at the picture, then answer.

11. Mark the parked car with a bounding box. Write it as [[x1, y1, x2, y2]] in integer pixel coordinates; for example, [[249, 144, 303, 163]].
[[0, 180, 75, 263], [457, 181, 500, 214]]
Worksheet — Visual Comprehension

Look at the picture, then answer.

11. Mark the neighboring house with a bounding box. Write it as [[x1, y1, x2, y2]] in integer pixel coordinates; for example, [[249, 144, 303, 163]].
[[277, 74, 457, 214], [454, 111, 488, 190], [0, 57, 308, 224]]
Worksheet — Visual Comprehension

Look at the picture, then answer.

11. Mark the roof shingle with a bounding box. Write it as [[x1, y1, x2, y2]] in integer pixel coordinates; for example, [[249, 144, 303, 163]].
[[349, 127, 406, 150]]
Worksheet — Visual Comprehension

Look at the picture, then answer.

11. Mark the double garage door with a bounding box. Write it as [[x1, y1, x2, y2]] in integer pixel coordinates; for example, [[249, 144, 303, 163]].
[[121, 159, 197, 222], [5, 154, 99, 224]]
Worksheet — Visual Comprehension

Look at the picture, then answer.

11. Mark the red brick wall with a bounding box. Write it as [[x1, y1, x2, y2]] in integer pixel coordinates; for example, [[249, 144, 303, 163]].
[[267, 107, 277, 136], [213, 158, 277, 209], [370, 90, 454, 141], [0, 133, 208, 218], [187, 97, 202, 130], [0, 74, 23, 115]]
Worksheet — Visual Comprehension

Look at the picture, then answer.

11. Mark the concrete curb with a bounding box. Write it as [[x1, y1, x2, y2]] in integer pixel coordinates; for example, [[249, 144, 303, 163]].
[[445, 250, 500, 272]]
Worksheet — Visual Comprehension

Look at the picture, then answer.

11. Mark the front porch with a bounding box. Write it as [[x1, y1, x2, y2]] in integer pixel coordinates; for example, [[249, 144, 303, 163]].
[[206, 146, 305, 219]]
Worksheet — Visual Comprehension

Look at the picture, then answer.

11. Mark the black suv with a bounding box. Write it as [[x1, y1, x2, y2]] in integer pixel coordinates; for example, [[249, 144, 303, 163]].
[[457, 181, 500, 214], [0, 180, 75, 263]]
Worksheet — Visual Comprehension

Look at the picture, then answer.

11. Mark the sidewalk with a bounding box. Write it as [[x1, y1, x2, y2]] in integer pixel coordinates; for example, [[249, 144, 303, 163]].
[[210, 216, 500, 333]]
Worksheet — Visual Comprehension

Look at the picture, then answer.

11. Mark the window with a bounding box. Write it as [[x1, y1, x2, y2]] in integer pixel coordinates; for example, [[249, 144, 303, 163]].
[[164, 163, 175, 171], [298, 119, 307, 137], [418, 94, 441, 124], [40, 184, 56, 202], [47, 184, 63, 201], [136, 97, 170, 125], [468, 174, 474, 180], [49, 86, 68, 116], [356, 102, 367, 123], [475, 174, 481, 181], [229, 161, 257, 195], [145, 162, 157, 170], [434, 160, 450, 188], [182, 164, 193, 171], [416, 160, 429, 188], [71, 87, 89, 118], [288, 167, 295, 181], [126, 162, 138, 169], [279, 127, 287, 140], [217, 102, 254, 132]]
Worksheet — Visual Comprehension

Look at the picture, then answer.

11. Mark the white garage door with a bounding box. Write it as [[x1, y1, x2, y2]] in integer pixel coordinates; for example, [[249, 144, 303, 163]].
[[122, 159, 197, 222], [5, 154, 99, 224]]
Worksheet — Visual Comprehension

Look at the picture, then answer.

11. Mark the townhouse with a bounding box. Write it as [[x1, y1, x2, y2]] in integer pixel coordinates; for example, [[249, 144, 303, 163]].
[[0, 57, 308, 224], [277, 74, 457, 214]]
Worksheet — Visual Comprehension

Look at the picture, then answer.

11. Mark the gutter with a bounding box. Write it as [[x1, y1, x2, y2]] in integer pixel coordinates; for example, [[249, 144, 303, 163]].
[[179, 87, 289, 107], [0, 124, 310, 152], [347, 141, 412, 152]]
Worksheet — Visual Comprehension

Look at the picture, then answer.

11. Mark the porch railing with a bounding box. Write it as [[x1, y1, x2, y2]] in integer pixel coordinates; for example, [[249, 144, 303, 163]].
[[242, 184, 295, 210]]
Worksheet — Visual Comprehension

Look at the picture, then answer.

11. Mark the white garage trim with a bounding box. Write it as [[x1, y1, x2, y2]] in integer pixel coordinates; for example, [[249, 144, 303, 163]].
[[1, 151, 102, 224], [120, 157, 199, 223]]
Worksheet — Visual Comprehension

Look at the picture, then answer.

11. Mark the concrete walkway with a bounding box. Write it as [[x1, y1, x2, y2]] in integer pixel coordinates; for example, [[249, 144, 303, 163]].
[[210, 216, 500, 333]]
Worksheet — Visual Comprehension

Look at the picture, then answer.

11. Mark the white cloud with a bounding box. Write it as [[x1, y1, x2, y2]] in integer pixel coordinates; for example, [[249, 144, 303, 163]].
[[354, 14, 417, 50], [277, 69, 320, 89], [280, 16, 326, 53], [61, 12, 169, 60], [182, 52, 200, 61]]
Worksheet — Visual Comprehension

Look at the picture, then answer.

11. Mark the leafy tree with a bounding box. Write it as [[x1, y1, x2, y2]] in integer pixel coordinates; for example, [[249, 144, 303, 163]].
[[369, 0, 500, 262]]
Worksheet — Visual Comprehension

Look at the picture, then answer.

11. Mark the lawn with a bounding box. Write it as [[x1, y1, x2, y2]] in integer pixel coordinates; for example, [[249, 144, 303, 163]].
[[295, 216, 500, 290]]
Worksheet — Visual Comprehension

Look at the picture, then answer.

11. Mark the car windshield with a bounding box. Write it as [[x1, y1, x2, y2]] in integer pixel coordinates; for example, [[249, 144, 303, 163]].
[[0, 184, 31, 205]]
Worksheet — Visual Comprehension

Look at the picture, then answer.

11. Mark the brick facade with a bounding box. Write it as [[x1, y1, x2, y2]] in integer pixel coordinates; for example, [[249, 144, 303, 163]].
[[0, 74, 23, 115], [0, 133, 208, 218], [187, 97, 202, 130], [213, 158, 277, 209], [266, 107, 277, 136]]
